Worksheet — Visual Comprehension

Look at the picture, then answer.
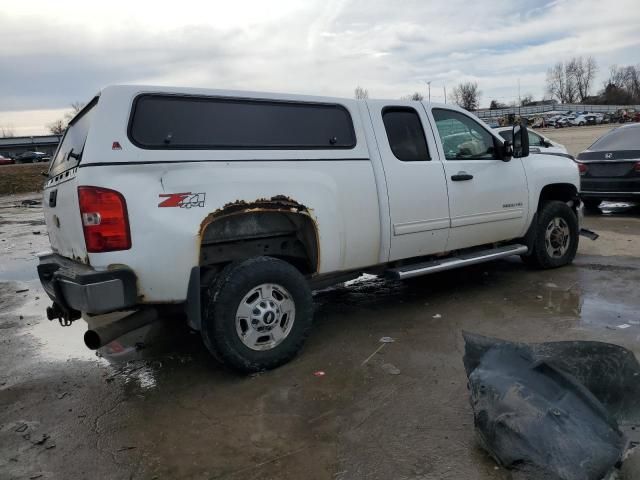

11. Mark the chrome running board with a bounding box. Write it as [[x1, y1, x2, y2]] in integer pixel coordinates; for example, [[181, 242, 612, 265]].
[[385, 244, 529, 280]]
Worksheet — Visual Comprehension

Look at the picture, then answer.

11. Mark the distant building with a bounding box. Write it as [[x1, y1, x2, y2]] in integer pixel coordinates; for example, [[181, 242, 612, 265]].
[[0, 134, 62, 159]]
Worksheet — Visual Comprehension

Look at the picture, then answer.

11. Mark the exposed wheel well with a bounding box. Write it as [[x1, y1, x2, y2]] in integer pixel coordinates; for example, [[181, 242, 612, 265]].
[[199, 210, 319, 276], [538, 184, 579, 211]]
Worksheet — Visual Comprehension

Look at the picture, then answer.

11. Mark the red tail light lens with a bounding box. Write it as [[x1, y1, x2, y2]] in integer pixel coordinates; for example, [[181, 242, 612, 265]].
[[635, 162, 640, 173], [577, 162, 588, 175], [78, 186, 131, 252]]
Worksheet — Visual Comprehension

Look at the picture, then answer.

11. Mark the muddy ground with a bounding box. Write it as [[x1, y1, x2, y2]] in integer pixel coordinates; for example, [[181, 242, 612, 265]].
[[0, 163, 49, 196], [1, 128, 640, 479]]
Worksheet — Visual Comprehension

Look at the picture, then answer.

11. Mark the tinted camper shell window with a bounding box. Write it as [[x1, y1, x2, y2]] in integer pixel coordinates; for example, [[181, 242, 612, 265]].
[[128, 94, 357, 150]]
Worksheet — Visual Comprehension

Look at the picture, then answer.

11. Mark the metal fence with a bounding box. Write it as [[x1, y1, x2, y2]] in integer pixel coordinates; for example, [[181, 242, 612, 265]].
[[475, 104, 640, 120]]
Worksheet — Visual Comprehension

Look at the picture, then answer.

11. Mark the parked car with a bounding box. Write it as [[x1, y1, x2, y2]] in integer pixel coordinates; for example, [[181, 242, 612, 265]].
[[37, 85, 582, 372], [495, 127, 570, 157], [570, 114, 598, 126], [554, 116, 570, 128], [0, 154, 14, 165], [15, 151, 50, 163], [576, 123, 640, 209], [546, 115, 564, 128]]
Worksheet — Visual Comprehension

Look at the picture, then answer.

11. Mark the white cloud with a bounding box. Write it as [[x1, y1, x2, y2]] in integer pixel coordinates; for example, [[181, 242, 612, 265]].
[[0, 0, 639, 134]]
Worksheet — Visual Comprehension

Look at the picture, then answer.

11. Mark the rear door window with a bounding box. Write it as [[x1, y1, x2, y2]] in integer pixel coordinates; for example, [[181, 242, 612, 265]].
[[129, 95, 356, 149], [49, 97, 98, 177], [382, 107, 430, 161]]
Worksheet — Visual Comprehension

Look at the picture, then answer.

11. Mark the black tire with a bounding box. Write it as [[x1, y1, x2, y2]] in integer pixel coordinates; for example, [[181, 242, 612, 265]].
[[201, 256, 313, 373], [521, 201, 579, 269], [583, 198, 601, 211]]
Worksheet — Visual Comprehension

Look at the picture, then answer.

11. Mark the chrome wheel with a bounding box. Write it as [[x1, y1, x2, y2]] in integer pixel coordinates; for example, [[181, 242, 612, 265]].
[[545, 217, 570, 258], [235, 283, 296, 351]]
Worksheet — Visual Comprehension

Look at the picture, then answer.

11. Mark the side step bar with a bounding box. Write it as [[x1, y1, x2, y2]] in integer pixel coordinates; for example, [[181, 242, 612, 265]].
[[385, 244, 529, 280]]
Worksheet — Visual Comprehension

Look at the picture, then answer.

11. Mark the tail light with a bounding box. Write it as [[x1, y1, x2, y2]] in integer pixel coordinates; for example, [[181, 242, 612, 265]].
[[577, 162, 588, 176], [78, 186, 131, 252], [635, 162, 640, 173]]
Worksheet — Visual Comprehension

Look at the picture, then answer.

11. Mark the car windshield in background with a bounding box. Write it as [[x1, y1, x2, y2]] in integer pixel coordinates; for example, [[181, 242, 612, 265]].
[[589, 125, 640, 152]]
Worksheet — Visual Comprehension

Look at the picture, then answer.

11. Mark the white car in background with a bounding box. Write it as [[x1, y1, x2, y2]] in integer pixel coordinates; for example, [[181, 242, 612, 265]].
[[495, 127, 571, 157], [570, 114, 600, 126]]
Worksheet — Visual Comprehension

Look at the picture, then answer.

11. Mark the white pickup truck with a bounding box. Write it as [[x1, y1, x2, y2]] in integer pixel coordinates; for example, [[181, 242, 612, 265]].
[[37, 85, 583, 372]]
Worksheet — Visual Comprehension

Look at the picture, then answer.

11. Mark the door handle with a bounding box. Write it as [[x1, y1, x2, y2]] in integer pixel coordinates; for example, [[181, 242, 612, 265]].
[[451, 172, 473, 181]]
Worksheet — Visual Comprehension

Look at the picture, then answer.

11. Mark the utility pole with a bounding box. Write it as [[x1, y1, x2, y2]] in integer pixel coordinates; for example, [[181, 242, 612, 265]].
[[425, 81, 431, 102], [444, 85, 447, 104]]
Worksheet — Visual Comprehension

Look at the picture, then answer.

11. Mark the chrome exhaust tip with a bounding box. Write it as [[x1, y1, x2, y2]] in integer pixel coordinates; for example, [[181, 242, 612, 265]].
[[84, 308, 158, 350]]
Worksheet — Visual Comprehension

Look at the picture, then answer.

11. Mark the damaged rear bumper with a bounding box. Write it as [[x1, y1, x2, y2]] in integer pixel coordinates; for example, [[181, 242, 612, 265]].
[[37, 253, 138, 316]]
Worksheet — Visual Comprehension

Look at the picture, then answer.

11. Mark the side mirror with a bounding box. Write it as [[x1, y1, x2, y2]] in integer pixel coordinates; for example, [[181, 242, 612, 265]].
[[501, 140, 513, 162], [512, 121, 530, 158]]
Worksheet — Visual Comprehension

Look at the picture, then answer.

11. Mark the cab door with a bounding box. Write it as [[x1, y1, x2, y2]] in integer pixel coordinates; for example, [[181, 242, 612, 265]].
[[366, 101, 450, 261], [428, 107, 529, 251]]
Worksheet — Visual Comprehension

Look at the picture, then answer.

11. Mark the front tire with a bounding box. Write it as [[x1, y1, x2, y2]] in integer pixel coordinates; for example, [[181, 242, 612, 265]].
[[201, 256, 313, 373], [521, 201, 579, 269]]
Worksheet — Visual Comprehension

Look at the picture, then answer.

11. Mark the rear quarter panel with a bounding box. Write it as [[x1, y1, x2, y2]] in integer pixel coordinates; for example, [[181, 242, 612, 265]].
[[80, 86, 381, 303]]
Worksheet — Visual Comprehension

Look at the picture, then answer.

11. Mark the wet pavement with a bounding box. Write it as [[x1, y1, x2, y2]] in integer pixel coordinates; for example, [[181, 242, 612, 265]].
[[1, 193, 640, 479]]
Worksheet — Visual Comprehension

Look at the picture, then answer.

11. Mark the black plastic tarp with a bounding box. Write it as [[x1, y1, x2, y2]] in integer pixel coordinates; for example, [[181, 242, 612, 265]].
[[463, 333, 640, 480]]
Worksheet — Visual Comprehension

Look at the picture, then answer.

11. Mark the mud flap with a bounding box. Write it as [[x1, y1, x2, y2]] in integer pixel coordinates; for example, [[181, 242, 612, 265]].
[[463, 332, 640, 479], [185, 266, 201, 331]]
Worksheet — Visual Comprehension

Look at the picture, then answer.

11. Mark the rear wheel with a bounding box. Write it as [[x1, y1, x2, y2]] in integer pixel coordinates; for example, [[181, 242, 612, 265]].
[[201, 256, 313, 373], [521, 201, 579, 269]]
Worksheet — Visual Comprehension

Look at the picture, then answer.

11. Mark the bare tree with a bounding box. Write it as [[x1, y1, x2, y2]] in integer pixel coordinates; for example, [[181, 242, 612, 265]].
[[582, 57, 598, 101], [401, 92, 425, 101], [520, 94, 534, 106], [489, 100, 507, 110], [48, 119, 66, 135], [64, 101, 86, 123], [600, 65, 640, 104], [452, 82, 481, 111], [546, 62, 566, 103], [566, 56, 598, 102], [46, 101, 86, 135], [354, 86, 369, 100], [547, 61, 578, 103], [0, 125, 15, 138]]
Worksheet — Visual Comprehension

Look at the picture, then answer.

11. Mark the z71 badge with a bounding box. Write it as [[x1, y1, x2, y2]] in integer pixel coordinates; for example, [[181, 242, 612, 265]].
[[158, 192, 206, 208]]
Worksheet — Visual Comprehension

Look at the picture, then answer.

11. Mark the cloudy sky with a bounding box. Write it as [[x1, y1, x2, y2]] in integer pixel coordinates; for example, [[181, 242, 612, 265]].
[[1, 0, 639, 135]]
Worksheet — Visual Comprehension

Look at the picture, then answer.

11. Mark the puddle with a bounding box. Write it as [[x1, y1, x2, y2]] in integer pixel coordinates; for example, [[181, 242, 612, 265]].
[[579, 295, 640, 329], [0, 257, 40, 281]]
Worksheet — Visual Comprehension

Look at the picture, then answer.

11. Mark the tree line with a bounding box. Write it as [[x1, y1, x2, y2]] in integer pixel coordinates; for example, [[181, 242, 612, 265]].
[[546, 57, 639, 105], [355, 57, 640, 112]]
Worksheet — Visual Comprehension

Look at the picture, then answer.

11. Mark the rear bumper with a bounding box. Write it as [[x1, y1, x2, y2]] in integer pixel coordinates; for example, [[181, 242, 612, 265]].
[[581, 178, 640, 199], [37, 253, 138, 315], [581, 191, 640, 200]]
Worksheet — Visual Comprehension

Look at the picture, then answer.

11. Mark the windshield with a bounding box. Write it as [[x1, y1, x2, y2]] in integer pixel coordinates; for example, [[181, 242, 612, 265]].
[[48, 97, 98, 177], [589, 126, 640, 152]]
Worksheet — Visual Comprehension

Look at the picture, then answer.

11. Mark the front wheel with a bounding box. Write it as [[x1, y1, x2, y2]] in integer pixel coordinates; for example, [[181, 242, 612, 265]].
[[521, 201, 579, 269], [201, 256, 313, 373]]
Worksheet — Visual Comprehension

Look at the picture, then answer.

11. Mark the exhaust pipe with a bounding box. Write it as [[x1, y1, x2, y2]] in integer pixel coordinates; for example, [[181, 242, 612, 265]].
[[84, 308, 158, 350]]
